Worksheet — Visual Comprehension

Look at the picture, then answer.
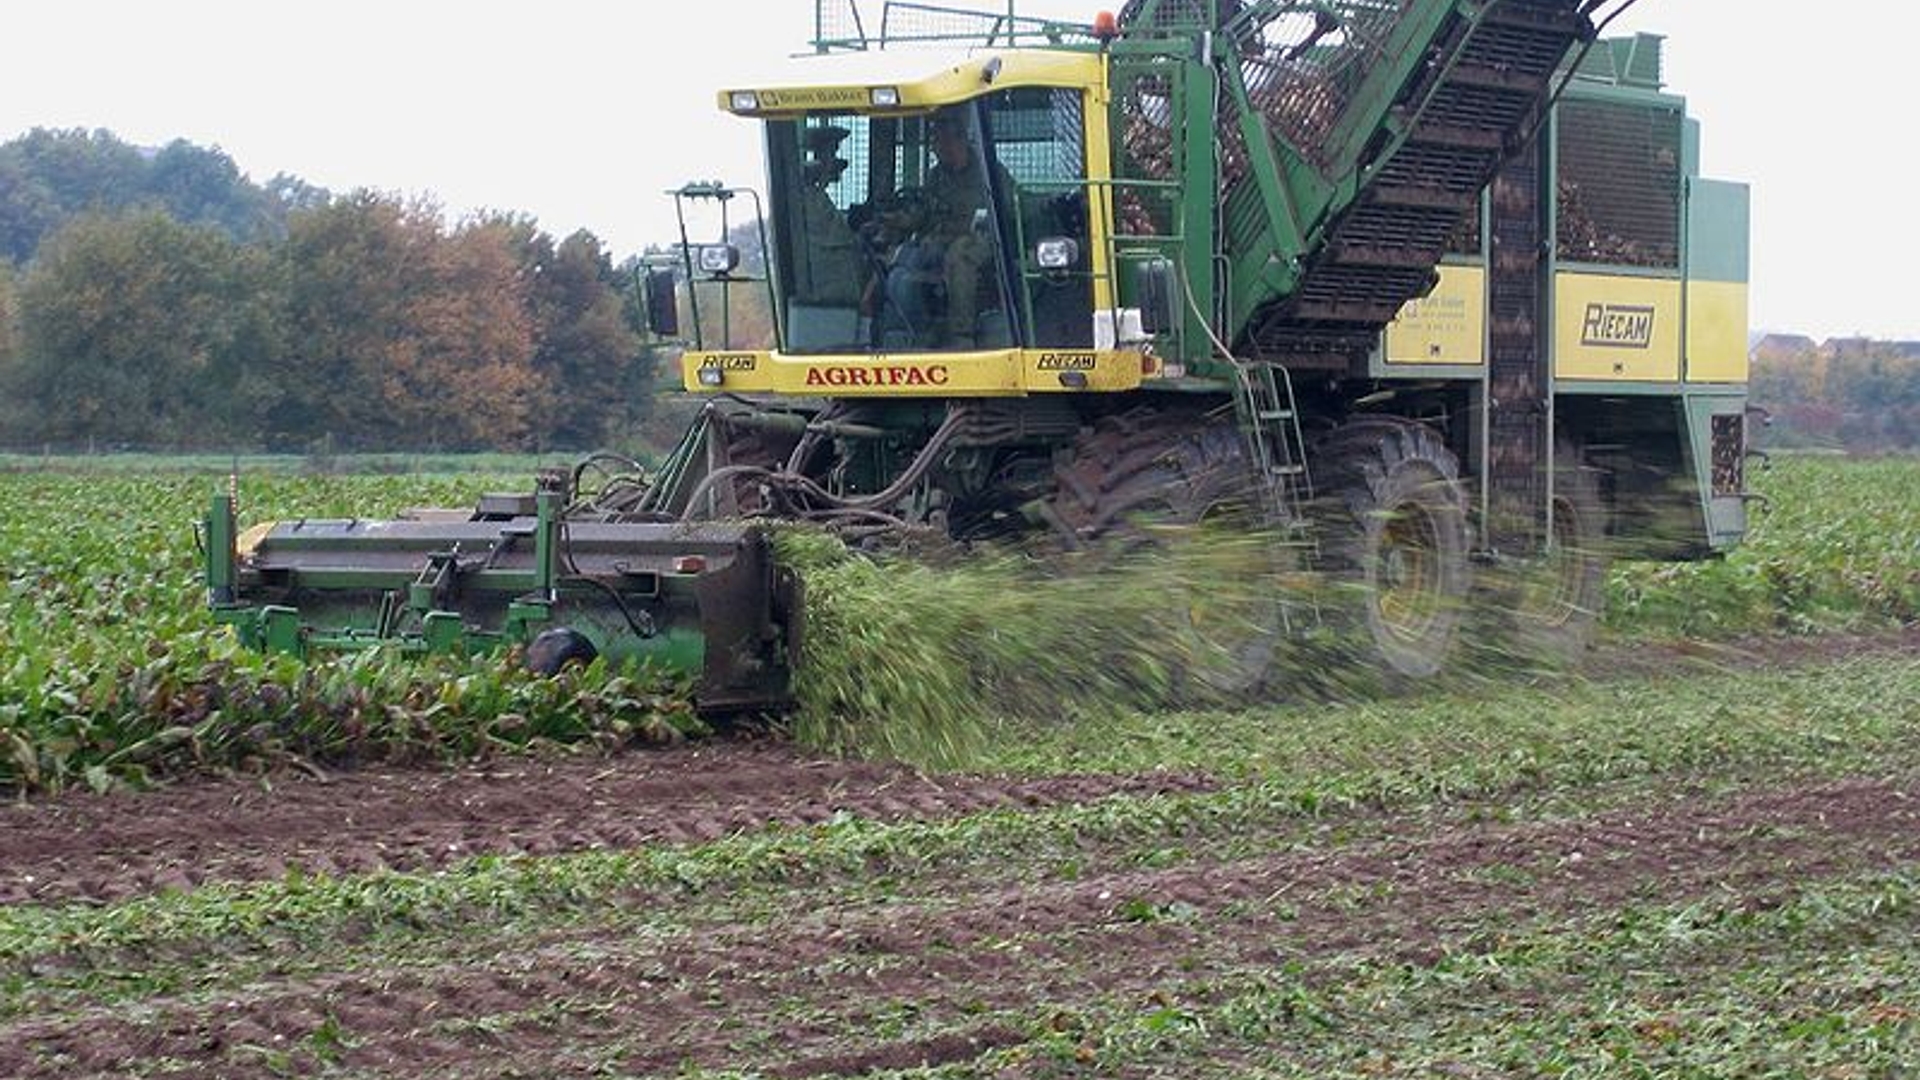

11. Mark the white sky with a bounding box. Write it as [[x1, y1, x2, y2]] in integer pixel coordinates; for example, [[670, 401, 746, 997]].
[[1, 0, 1911, 340]]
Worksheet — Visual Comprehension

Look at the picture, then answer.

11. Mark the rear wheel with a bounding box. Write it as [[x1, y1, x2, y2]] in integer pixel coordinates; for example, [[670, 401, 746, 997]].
[[1479, 445, 1610, 663], [1313, 419, 1471, 680]]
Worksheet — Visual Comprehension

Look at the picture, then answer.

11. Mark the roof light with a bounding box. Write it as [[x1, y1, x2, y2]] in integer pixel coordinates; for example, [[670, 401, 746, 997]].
[[729, 90, 761, 112], [869, 86, 900, 107], [671, 555, 709, 574]]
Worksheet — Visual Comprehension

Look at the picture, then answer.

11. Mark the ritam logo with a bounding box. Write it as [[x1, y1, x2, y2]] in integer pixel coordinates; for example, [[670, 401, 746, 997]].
[[1581, 303, 1655, 349]]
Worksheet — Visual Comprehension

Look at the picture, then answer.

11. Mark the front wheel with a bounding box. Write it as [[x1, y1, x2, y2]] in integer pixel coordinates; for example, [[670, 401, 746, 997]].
[[1313, 420, 1472, 680], [1048, 415, 1288, 700]]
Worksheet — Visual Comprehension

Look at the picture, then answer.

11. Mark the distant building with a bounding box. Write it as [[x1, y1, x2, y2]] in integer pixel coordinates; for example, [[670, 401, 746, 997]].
[[1751, 333, 1815, 362]]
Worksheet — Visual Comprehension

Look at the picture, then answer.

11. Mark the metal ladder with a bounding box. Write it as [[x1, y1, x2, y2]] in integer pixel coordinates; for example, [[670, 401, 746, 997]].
[[1230, 360, 1320, 631]]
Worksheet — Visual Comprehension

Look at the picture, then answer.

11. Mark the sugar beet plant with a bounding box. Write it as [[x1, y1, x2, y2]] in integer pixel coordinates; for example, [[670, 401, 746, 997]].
[[0, 471, 699, 795], [0, 455, 1913, 793], [1608, 456, 1920, 636]]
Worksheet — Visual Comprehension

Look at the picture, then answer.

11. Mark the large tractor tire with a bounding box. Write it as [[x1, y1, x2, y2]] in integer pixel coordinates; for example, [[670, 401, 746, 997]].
[[1476, 444, 1611, 663], [1048, 414, 1286, 699], [1312, 419, 1472, 680]]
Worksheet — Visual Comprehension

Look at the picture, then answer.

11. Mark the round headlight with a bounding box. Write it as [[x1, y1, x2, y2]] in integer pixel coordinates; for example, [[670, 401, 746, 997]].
[[698, 244, 741, 275], [1035, 237, 1080, 270]]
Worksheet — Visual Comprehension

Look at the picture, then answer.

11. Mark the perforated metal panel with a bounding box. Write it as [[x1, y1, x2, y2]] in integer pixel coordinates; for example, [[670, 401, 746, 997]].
[[1555, 99, 1682, 268]]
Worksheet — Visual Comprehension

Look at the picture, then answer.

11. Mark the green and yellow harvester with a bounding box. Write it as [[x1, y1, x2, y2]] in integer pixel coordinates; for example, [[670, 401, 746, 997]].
[[204, 0, 1754, 709]]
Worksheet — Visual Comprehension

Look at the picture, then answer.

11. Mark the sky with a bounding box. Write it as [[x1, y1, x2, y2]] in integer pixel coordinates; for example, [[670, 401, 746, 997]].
[[1, 0, 1912, 340]]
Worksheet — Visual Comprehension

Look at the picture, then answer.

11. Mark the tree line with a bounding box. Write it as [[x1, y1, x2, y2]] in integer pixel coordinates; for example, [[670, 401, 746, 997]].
[[0, 128, 660, 453], [1751, 336, 1920, 453]]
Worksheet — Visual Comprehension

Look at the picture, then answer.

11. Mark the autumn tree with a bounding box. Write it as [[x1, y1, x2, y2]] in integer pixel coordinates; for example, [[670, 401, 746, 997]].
[[271, 192, 429, 448], [273, 194, 543, 450], [395, 216, 539, 450], [508, 225, 646, 450]]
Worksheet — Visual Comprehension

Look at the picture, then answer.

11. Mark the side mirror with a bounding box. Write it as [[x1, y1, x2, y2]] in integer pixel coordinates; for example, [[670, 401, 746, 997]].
[[643, 268, 680, 337], [1135, 258, 1178, 337]]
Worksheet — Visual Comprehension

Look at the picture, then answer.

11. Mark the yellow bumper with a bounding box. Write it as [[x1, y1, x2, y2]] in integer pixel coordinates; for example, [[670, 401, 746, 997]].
[[682, 348, 1158, 397]]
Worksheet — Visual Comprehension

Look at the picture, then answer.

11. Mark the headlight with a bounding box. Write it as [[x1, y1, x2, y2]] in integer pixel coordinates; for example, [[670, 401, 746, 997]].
[[1035, 237, 1080, 270], [729, 91, 761, 112], [697, 366, 726, 387], [698, 244, 741, 275], [869, 86, 900, 107]]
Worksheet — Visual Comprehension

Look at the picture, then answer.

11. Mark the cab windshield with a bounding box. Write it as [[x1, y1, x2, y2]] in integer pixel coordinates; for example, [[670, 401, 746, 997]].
[[766, 88, 1092, 354]]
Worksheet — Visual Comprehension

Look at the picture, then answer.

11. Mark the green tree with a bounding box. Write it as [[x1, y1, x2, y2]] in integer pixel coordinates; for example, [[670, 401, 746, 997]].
[[145, 139, 276, 242], [0, 262, 22, 440], [13, 210, 267, 447], [0, 129, 288, 264], [0, 129, 147, 263]]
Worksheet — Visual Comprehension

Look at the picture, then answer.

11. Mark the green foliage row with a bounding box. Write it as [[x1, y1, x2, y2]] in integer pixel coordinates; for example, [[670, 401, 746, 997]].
[[0, 471, 696, 795], [0, 454, 1912, 795], [974, 871, 1920, 1079], [5, 651, 1915, 996], [15, 645, 1920, 976], [1608, 455, 1920, 636]]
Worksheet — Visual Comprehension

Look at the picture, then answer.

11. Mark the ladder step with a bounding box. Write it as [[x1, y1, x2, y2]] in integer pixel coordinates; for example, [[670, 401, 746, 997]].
[[1256, 409, 1295, 421], [1270, 464, 1307, 476]]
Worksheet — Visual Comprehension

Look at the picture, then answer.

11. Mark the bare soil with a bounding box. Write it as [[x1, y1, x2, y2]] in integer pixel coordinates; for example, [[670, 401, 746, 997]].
[[0, 737, 1213, 906], [3, 767, 1916, 1078], [1, 628, 1915, 1077], [6, 627, 1911, 909]]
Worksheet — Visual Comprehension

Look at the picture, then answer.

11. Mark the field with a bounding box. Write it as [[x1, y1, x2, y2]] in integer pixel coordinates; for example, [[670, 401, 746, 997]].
[[1, 456, 1918, 1077]]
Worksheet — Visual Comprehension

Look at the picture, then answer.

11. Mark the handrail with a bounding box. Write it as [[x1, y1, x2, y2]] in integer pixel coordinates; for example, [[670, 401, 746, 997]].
[[812, 0, 1094, 52]]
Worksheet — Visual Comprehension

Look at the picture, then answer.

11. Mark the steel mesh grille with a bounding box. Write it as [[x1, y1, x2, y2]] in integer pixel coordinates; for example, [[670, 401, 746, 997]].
[[1233, 1, 1416, 172], [1114, 68, 1180, 237], [816, 0, 866, 44], [1461, 14, 1577, 72], [880, 3, 1094, 45], [1555, 98, 1682, 267]]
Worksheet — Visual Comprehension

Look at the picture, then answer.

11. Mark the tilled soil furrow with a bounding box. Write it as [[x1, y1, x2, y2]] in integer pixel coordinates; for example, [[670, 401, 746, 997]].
[[9, 628, 1915, 910], [4, 772, 1912, 1079], [0, 741, 1213, 905]]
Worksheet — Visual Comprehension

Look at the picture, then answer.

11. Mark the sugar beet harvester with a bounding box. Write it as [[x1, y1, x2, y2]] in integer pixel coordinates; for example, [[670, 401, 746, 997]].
[[204, 0, 1755, 711]]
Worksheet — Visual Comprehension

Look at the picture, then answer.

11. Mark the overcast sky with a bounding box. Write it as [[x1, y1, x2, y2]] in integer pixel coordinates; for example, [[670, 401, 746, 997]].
[[2, 1, 1910, 339]]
